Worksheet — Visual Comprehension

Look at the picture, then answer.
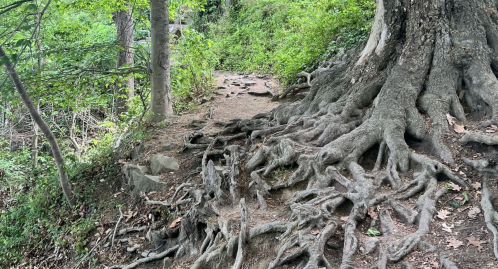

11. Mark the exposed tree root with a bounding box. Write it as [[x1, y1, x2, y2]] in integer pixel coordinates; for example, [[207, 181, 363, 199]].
[[481, 178, 498, 259], [113, 245, 179, 269], [112, 0, 498, 267], [464, 156, 498, 260], [460, 131, 498, 146]]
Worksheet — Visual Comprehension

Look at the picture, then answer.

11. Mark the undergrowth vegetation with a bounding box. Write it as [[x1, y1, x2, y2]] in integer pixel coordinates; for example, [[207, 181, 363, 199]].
[[204, 0, 375, 84], [0, 134, 121, 266], [171, 28, 218, 112]]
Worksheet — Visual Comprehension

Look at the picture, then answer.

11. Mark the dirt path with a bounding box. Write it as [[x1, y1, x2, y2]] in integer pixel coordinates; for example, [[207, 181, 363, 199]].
[[179, 71, 281, 134], [76, 72, 284, 268]]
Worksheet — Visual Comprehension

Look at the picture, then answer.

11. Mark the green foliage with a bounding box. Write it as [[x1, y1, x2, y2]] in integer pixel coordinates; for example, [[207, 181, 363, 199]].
[[0, 132, 120, 267], [205, 0, 375, 84], [461, 191, 468, 205], [171, 28, 217, 112], [0, 139, 29, 189], [0, 0, 216, 266], [366, 228, 381, 236]]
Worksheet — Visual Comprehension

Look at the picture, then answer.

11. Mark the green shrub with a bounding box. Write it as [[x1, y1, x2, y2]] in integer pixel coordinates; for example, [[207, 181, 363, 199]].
[[171, 28, 218, 112], [204, 0, 375, 84], [0, 132, 119, 267]]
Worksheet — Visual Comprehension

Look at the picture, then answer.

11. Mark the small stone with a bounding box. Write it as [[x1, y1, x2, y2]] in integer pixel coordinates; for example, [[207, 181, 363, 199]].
[[218, 85, 227, 89], [200, 97, 208, 104], [232, 83, 241, 86], [244, 81, 256, 86], [163, 141, 177, 151]]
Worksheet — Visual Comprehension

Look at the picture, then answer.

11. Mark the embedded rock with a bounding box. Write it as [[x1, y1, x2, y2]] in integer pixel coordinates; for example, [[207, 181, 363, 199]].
[[150, 154, 179, 175], [131, 174, 167, 195], [363, 238, 380, 255], [131, 144, 146, 160]]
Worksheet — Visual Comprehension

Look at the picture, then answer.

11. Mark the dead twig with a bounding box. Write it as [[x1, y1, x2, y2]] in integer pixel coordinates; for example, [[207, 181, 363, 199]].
[[111, 207, 124, 248]]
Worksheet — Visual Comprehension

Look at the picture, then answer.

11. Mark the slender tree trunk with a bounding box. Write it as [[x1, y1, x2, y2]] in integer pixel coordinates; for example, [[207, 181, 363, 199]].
[[150, 0, 173, 123], [0, 46, 74, 207], [31, 10, 44, 169], [113, 8, 135, 115]]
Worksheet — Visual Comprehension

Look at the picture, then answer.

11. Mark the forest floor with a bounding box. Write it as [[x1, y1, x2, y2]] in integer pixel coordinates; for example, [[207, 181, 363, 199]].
[[28, 71, 498, 268], [68, 71, 287, 269]]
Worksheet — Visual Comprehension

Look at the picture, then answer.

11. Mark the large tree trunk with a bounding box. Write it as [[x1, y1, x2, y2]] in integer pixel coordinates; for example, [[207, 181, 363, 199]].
[[113, 8, 135, 115], [122, 0, 498, 268], [0, 46, 74, 207], [150, 0, 173, 123]]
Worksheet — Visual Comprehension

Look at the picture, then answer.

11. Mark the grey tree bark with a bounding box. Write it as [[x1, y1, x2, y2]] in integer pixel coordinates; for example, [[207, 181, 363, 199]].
[[150, 0, 173, 123], [0, 46, 74, 207], [113, 8, 135, 115]]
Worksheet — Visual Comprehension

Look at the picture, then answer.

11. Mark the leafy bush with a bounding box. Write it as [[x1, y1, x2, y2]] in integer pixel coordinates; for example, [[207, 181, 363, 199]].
[[204, 0, 375, 84], [171, 28, 217, 112], [0, 132, 119, 267]]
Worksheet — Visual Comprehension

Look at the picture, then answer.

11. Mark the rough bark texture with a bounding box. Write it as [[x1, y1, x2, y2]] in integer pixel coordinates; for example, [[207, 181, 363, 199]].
[[113, 8, 135, 115], [0, 46, 74, 207], [124, 0, 498, 268], [150, 0, 173, 123]]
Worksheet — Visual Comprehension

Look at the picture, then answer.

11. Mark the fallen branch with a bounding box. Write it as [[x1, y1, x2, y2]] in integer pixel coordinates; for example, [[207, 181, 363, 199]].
[[145, 196, 171, 207], [111, 245, 179, 269], [111, 207, 124, 248], [117, 226, 147, 236]]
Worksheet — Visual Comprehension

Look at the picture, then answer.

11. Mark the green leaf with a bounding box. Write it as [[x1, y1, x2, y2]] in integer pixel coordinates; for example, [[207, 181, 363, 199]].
[[444, 183, 453, 190], [0, 56, 9, 66], [25, 3, 38, 12], [449, 201, 461, 208], [366, 228, 381, 236], [461, 192, 469, 205], [15, 39, 30, 47], [10, 54, 18, 61], [21, 24, 32, 31]]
